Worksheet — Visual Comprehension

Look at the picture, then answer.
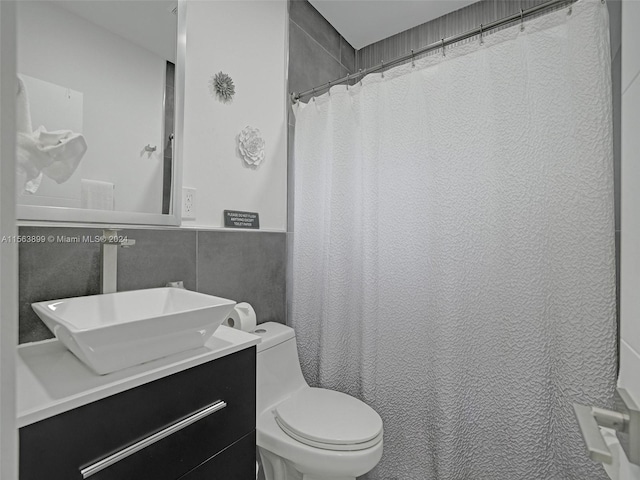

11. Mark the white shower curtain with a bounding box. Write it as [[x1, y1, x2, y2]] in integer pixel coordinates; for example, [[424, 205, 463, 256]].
[[291, 0, 616, 479]]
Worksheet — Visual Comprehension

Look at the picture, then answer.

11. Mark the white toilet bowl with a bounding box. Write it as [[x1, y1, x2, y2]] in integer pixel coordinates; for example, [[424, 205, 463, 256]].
[[255, 322, 383, 480]]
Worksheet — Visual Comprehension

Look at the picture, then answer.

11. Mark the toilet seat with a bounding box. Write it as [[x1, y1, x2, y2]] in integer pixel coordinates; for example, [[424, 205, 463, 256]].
[[273, 388, 383, 452]]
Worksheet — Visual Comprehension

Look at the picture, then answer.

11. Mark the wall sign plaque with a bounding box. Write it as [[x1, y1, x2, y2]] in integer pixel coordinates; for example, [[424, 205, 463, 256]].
[[224, 210, 259, 229]]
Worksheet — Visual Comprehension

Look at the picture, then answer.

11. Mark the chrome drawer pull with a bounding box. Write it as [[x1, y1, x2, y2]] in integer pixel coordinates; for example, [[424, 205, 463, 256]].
[[80, 400, 227, 479]]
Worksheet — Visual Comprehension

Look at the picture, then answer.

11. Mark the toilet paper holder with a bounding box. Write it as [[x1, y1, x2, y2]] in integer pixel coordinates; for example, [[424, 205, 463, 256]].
[[573, 388, 640, 466]]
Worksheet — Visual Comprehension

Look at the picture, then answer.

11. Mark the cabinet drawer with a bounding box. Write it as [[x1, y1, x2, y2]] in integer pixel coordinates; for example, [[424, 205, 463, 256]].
[[178, 431, 256, 480], [20, 347, 256, 480]]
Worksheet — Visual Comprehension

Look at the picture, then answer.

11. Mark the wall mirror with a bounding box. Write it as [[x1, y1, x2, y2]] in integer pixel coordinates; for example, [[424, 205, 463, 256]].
[[15, 0, 184, 226]]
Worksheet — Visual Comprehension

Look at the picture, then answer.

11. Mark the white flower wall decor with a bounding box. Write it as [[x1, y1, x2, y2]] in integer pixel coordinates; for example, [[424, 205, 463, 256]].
[[237, 126, 265, 167]]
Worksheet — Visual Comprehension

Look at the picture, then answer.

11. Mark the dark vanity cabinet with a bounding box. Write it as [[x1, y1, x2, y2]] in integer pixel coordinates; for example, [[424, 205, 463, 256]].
[[20, 347, 256, 480]]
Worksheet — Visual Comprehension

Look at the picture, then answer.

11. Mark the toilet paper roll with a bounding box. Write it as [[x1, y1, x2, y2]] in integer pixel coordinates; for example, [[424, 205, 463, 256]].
[[223, 302, 257, 332]]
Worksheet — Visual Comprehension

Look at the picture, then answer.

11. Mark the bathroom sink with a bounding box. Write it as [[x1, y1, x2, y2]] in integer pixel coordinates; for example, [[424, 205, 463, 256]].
[[32, 288, 236, 375]]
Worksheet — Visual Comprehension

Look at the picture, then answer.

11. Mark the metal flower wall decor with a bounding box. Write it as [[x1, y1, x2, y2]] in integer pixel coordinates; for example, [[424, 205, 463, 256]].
[[209, 71, 235, 103], [238, 126, 265, 167]]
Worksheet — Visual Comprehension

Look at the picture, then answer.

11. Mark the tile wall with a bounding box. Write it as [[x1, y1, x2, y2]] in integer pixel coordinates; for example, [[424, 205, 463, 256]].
[[287, 0, 356, 224], [286, 0, 356, 330], [162, 61, 175, 215], [18, 226, 286, 344], [356, 0, 549, 70], [288, 0, 355, 106], [620, 0, 640, 402], [355, 0, 622, 358]]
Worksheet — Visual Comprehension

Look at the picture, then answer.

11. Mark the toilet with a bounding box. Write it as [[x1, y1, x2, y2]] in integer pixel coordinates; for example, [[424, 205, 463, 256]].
[[255, 322, 383, 480]]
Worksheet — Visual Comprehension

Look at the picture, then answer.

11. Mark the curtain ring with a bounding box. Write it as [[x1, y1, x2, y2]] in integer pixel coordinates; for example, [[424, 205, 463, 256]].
[[520, 9, 525, 31], [411, 49, 415, 67], [441, 38, 446, 57], [381, 61, 385, 78], [479, 24, 484, 45]]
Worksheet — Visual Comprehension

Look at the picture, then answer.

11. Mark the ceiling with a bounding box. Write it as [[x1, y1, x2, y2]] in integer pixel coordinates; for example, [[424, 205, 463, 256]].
[[55, 1, 476, 61], [308, 0, 477, 50], [55, 1, 177, 62]]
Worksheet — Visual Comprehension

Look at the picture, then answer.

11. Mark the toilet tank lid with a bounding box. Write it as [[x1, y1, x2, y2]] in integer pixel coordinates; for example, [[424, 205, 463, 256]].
[[254, 322, 295, 352]]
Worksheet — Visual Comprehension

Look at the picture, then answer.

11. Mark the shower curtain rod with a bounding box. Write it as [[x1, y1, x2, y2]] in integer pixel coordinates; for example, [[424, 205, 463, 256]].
[[290, 0, 579, 103]]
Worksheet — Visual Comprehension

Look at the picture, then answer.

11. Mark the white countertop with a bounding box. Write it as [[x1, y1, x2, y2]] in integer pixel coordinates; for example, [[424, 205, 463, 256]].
[[17, 326, 260, 428]]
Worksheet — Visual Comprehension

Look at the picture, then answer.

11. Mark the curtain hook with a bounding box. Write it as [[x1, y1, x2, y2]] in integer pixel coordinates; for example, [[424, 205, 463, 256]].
[[346, 73, 350, 90], [411, 49, 415, 67], [520, 9, 525, 31], [567, 4, 572, 15], [327, 81, 331, 95], [441, 38, 446, 57], [479, 24, 484, 45], [359, 68, 363, 86], [311, 87, 316, 102], [381, 61, 385, 78]]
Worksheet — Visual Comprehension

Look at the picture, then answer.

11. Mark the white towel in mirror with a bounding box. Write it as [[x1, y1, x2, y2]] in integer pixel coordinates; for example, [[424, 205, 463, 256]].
[[16, 76, 88, 194]]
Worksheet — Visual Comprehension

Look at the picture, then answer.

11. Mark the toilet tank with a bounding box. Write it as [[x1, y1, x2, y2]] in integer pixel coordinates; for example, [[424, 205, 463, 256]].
[[255, 322, 308, 414]]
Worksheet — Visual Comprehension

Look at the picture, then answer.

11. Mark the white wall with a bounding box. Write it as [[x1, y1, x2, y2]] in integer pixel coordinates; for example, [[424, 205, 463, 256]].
[[0, 1, 18, 478], [16, 1, 166, 214], [182, 0, 288, 230], [620, 0, 640, 403], [618, 0, 640, 477]]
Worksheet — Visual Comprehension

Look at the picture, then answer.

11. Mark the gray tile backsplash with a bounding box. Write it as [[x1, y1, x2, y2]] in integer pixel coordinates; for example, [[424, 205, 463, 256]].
[[18, 226, 286, 344], [197, 231, 286, 325], [117, 229, 197, 292], [19, 227, 102, 343]]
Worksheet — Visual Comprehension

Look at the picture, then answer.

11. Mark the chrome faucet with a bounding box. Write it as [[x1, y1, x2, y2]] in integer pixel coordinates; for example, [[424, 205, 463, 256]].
[[100, 229, 136, 294]]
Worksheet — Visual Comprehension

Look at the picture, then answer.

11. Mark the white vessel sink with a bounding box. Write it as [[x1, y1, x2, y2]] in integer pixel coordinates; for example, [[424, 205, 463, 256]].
[[32, 288, 236, 375]]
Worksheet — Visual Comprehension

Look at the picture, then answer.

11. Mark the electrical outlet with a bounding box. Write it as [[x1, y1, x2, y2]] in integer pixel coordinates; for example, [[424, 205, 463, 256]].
[[182, 187, 196, 220]]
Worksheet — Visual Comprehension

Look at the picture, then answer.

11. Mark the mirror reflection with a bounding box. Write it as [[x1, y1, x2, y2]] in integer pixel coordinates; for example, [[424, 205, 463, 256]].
[[16, 1, 177, 215]]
